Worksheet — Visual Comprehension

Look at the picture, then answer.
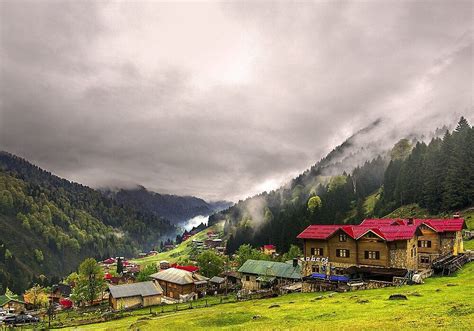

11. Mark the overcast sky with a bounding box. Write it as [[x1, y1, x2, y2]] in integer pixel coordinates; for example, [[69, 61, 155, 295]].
[[0, 1, 472, 202]]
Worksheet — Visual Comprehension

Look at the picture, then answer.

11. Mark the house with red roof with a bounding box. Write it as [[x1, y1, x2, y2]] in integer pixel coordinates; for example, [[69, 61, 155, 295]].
[[262, 244, 276, 255], [297, 218, 465, 282]]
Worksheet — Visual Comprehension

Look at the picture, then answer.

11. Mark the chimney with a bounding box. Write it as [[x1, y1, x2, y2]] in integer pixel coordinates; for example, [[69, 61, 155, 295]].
[[453, 212, 460, 219], [293, 258, 298, 268], [407, 218, 414, 225]]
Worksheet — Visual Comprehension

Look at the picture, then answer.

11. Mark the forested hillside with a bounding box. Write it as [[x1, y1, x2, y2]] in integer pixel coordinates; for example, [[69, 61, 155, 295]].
[[0, 152, 175, 293], [104, 186, 232, 224], [213, 117, 473, 254]]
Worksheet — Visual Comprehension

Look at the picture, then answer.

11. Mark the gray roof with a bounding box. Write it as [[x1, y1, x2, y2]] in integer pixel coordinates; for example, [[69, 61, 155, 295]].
[[108, 281, 162, 299], [238, 259, 301, 280], [150, 267, 208, 285], [209, 276, 225, 284]]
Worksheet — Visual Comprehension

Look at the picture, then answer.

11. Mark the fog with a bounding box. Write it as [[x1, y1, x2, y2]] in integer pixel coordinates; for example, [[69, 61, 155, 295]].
[[1, 1, 472, 202]]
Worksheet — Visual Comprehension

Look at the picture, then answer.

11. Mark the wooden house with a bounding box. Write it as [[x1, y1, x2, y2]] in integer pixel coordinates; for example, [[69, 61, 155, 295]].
[[262, 245, 276, 255], [209, 276, 226, 293], [238, 259, 301, 291], [150, 268, 208, 300], [49, 283, 72, 303], [297, 218, 465, 282], [108, 281, 163, 310], [0, 294, 25, 314]]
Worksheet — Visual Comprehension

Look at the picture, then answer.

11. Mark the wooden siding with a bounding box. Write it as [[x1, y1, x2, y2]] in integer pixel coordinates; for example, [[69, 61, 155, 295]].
[[327, 230, 357, 264], [417, 225, 440, 254], [357, 234, 389, 267], [304, 239, 329, 258], [156, 280, 195, 299], [241, 274, 260, 291]]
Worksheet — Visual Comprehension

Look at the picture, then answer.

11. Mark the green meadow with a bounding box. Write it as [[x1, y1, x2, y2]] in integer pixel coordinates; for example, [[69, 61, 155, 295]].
[[129, 222, 224, 267], [63, 262, 474, 331]]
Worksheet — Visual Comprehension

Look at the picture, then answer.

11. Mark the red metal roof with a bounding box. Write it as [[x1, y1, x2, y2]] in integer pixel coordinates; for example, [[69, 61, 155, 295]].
[[297, 218, 464, 242], [296, 225, 341, 239], [263, 245, 276, 250], [171, 264, 200, 273]]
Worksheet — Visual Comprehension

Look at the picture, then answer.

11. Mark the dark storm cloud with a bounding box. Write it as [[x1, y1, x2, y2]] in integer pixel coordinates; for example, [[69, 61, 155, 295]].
[[1, 1, 473, 201]]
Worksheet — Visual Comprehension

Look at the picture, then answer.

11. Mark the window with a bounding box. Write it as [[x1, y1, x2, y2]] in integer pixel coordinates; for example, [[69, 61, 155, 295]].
[[245, 275, 250, 281], [312, 265, 319, 273], [411, 245, 416, 257], [364, 251, 380, 260], [311, 248, 323, 256], [339, 234, 347, 242], [336, 249, 350, 258], [418, 240, 432, 248], [420, 256, 430, 264]]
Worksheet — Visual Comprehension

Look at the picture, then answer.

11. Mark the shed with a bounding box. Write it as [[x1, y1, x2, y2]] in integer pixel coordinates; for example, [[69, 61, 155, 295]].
[[238, 259, 302, 291], [108, 281, 162, 310]]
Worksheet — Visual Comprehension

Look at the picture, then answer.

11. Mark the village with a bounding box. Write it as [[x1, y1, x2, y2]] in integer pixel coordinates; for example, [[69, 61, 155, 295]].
[[0, 214, 472, 328]]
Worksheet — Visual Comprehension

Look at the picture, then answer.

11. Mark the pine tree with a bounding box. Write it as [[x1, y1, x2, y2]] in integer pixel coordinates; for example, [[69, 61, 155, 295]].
[[442, 118, 471, 210]]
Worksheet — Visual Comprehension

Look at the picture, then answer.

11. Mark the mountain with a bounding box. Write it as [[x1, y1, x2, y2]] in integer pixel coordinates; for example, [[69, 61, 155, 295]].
[[211, 117, 473, 254], [0, 152, 176, 293], [103, 186, 233, 224]]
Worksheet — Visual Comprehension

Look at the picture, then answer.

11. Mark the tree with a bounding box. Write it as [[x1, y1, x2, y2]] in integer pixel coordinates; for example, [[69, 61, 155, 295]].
[[34, 249, 44, 263], [281, 244, 302, 261], [116, 257, 124, 275], [71, 258, 105, 306], [234, 244, 268, 267], [136, 264, 158, 282], [196, 250, 225, 278], [307, 196, 322, 213], [24, 284, 49, 309]]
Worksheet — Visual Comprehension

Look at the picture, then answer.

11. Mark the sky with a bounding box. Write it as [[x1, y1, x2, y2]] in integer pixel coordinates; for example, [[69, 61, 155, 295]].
[[0, 1, 473, 202]]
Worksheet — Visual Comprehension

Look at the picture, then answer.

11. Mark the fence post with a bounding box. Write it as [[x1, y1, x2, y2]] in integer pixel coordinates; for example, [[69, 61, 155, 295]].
[[205, 299, 208, 307], [175, 303, 178, 312]]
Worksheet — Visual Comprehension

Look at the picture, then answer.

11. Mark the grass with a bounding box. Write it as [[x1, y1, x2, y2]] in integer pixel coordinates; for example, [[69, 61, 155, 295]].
[[61, 263, 474, 331], [129, 222, 224, 267], [363, 189, 381, 216], [384, 204, 433, 219]]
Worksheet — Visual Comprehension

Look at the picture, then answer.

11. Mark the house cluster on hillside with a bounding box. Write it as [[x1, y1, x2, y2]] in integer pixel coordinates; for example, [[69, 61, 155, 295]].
[[106, 217, 469, 309], [297, 217, 467, 291], [101, 257, 140, 285], [191, 231, 226, 254]]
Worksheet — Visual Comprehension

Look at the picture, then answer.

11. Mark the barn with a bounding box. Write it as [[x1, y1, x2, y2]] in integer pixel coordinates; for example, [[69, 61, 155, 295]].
[[108, 281, 163, 310]]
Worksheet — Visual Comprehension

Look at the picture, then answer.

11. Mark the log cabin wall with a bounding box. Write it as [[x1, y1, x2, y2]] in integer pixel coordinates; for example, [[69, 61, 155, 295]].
[[357, 233, 389, 267], [327, 230, 357, 264]]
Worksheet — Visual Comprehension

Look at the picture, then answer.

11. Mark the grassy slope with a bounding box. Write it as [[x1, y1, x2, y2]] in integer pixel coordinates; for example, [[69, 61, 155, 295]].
[[66, 263, 474, 331], [129, 222, 224, 267]]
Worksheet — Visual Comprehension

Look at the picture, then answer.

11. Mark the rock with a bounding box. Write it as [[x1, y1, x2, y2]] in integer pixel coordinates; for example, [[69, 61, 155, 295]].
[[268, 304, 280, 308], [410, 292, 422, 297], [435, 289, 442, 292], [356, 299, 369, 304], [252, 315, 261, 320], [315, 295, 324, 300], [446, 283, 458, 287], [289, 301, 294, 304], [389, 294, 408, 300], [328, 293, 336, 297]]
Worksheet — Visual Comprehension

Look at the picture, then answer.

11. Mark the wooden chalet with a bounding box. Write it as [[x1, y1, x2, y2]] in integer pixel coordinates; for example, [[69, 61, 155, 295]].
[[262, 245, 277, 255], [150, 268, 208, 300], [108, 281, 163, 310], [297, 218, 465, 282], [238, 259, 301, 291], [0, 293, 25, 314]]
